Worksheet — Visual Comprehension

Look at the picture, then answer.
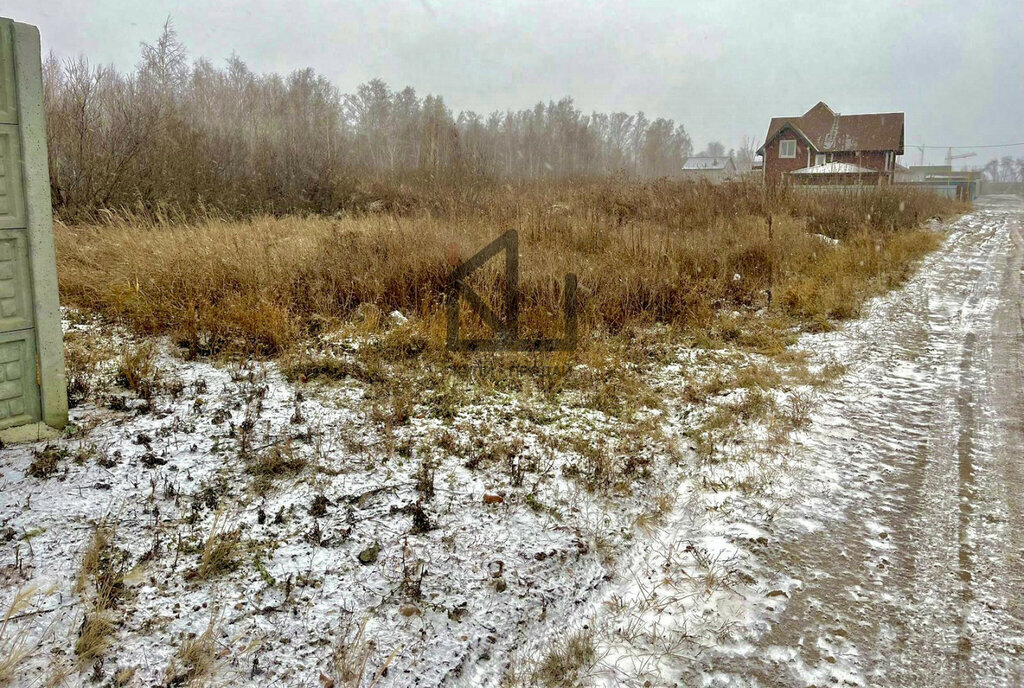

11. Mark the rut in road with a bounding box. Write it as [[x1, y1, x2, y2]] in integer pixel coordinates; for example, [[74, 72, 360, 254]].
[[691, 195, 1024, 687]]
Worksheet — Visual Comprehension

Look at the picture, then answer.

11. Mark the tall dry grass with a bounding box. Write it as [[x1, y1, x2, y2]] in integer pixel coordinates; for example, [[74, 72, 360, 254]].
[[55, 179, 964, 358]]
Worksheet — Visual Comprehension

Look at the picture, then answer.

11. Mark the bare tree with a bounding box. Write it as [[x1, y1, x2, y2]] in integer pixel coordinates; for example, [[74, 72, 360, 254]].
[[701, 141, 726, 157], [43, 25, 704, 219]]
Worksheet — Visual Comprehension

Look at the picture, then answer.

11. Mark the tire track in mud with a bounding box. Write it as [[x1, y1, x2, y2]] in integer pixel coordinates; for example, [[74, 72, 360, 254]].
[[690, 196, 1024, 687], [955, 328, 976, 676]]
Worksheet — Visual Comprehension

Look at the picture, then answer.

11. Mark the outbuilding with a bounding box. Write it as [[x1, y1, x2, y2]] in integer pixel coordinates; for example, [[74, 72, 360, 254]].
[[680, 156, 738, 183]]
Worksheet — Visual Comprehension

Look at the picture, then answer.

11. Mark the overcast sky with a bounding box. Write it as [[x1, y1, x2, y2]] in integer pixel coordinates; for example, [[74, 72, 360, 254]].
[[7, 0, 1022, 166]]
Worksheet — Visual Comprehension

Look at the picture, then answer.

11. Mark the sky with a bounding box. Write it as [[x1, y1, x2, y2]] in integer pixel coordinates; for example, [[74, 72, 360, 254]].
[[6, 0, 1022, 167]]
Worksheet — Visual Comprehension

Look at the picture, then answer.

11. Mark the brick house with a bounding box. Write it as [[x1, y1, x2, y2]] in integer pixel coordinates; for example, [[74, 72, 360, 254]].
[[756, 102, 904, 185]]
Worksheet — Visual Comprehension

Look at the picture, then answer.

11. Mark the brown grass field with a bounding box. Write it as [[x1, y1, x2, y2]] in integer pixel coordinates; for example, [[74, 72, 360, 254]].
[[55, 178, 964, 364], [16, 178, 969, 684]]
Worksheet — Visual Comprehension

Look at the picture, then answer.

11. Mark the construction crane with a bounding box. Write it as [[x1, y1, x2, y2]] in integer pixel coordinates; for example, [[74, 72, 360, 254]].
[[946, 147, 976, 166]]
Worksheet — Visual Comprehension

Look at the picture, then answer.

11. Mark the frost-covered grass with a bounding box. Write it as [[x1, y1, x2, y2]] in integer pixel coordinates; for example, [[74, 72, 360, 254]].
[[0, 309, 837, 687], [4, 183, 968, 685]]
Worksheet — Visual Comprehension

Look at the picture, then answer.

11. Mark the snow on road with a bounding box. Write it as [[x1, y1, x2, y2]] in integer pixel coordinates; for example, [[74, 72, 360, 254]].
[[691, 195, 1024, 686]]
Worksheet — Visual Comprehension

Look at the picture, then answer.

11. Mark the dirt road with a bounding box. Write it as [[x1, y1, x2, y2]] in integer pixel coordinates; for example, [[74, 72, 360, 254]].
[[696, 196, 1024, 686]]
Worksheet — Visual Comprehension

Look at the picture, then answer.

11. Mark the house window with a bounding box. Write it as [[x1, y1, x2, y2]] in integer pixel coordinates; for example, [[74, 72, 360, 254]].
[[815, 153, 826, 166], [779, 140, 797, 158]]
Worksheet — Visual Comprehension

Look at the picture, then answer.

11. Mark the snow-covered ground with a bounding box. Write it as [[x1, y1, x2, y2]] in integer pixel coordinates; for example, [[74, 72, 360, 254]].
[[1, 309, 825, 687], [685, 195, 1024, 687], [8, 199, 1022, 687]]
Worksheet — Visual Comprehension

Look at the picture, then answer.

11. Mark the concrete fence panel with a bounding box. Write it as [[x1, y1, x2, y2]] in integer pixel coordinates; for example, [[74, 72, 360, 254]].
[[0, 17, 67, 437]]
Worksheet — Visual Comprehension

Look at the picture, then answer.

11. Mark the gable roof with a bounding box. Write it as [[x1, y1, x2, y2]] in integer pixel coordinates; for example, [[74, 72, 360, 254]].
[[757, 102, 904, 155], [682, 156, 736, 171]]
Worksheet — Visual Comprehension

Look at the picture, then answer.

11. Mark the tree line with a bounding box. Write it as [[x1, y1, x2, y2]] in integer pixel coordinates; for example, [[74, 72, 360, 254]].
[[981, 156, 1024, 183], [43, 22, 698, 221]]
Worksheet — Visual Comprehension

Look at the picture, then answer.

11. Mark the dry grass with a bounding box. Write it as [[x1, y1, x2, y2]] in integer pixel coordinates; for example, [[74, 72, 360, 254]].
[[74, 614, 114, 667], [246, 441, 307, 494], [193, 514, 242, 581], [115, 342, 162, 402], [331, 617, 373, 687], [522, 629, 597, 687], [55, 180, 964, 360], [327, 616, 401, 687], [74, 522, 127, 609], [64, 329, 116, 407], [164, 614, 220, 687], [0, 588, 51, 686], [73, 521, 129, 666]]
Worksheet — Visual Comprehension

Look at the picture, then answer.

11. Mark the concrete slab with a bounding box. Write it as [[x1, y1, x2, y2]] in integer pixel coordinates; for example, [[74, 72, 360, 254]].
[[0, 419, 59, 444]]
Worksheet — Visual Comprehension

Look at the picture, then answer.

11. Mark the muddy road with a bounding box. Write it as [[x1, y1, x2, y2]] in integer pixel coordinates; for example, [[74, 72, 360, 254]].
[[697, 195, 1024, 687]]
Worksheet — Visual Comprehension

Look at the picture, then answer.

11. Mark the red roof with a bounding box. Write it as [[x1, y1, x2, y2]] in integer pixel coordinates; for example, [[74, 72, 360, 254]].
[[758, 102, 904, 155]]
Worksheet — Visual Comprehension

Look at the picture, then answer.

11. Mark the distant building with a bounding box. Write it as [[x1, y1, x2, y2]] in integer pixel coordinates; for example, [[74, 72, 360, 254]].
[[680, 156, 737, 183], [898, 165, 955, 182], [898, 165, 982, 200], [756, 101, 905, 185], [733, 157, 758, 175]]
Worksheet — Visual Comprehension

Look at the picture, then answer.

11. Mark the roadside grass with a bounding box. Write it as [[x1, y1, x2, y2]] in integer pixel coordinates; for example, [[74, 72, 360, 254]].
[[52, 179, 962, 494], [17, 178, 957, 686], [38, 180, 963, 684], [55, 180, 963, 363]]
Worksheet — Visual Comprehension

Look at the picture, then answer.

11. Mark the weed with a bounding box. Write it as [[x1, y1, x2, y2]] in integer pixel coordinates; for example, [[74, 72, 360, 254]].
[[784, 391, 814, 430], [115, 343, 162, 405], [165, 613, 220, 687], [56, 182, 962, 360], [414, 457, 436, 500], [563, 439, 616, 493], [427, 377, 465, 420], [310, 493, 330, 517], [27, 445, 70, 479], [193, 514, 242, 580], [531, 630, 597, 687], [74, 522, 129, 667], [282, 354, 382, 385], [246, 441, 307, 494], [63, 331, 114, 407], [0, 587, 53, 686]]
